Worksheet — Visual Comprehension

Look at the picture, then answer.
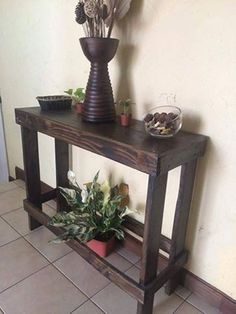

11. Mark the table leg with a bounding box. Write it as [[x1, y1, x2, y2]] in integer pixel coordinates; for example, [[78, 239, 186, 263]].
[[21, 127, 42, 230], [165, 159, 198, 295], [137, 173, 168, 314], [55, 138, 69, 211]]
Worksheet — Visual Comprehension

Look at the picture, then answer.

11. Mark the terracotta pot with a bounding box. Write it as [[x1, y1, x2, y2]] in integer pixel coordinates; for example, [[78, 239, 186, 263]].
[[120, 114, 132, 127], [87, 236, 116, 257], [80, 37, 119, 123], [75, 102, 83, 114]]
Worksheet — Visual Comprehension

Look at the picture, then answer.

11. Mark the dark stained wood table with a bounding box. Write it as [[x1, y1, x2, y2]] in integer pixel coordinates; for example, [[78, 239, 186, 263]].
[[15, 107, 207, 314]]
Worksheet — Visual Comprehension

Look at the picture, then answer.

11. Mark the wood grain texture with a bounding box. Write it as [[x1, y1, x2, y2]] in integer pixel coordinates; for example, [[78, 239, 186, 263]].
[[15, 166, 52, 193], [123, 216, 171, 253], [21, 127, 42, 230], [55, 139, 69, 211], [15, 107, 207, 175], [15, 108, 209, 314], [165, 159, 198, 295], [137, 173, 168, 314]]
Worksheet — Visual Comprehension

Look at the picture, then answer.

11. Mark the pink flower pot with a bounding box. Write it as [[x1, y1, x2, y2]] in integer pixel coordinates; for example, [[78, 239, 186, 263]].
[[120, 114, 132, 127], [75, 102, 83, 114], [87, 236, 116, 257]]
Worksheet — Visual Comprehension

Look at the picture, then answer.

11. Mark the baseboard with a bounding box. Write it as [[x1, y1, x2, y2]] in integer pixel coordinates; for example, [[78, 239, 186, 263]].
[[14, 166, 236, 313], [180, 270, 236, 314]]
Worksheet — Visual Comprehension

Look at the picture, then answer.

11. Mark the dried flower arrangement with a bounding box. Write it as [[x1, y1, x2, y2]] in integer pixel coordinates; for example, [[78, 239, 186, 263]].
[[75, 0, 132, 38]]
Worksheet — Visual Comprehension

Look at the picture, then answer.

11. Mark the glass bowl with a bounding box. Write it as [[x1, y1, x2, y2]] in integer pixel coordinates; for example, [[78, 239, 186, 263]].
[[144, 105, 182, 138]]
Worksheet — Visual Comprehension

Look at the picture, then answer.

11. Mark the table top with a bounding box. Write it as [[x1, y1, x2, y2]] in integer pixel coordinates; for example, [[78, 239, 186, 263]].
[[15, 107, 207, 175]]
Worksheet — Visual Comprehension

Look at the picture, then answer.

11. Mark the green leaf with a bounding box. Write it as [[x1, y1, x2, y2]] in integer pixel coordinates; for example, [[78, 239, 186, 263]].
[[111, 228, 124, 240], [49, 170, 133, 245], [64, 89, 73, 96], [49, 231, 70, 244], [74, 88, 84, 96]]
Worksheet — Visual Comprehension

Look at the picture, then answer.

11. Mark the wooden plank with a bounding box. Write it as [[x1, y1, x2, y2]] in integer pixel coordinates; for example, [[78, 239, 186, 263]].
[[15, 107, 207, 175], [165, 159, 198, 295], [40, 189, 57, 203], [15, 166, 52, 193], [137, 173, 168, 314], [55, 139, 69, 211], [146, 250, 188, 295], [23, 199, 145, 304], [123, 216, 171, 253], [21, 127, 42, 230]]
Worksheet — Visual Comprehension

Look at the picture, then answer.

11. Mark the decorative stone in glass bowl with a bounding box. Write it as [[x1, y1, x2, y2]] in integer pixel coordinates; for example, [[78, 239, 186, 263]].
[[144, 105, 182, 138]]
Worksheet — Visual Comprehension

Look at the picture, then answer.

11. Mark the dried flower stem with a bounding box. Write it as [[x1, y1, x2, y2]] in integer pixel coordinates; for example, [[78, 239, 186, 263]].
[[75, 0, 132, 38], [107, 0, 117, 38]]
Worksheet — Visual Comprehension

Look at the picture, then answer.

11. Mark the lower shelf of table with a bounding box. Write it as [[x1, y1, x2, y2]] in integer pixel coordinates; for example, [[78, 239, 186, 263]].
[[23, 199, 188, 304]]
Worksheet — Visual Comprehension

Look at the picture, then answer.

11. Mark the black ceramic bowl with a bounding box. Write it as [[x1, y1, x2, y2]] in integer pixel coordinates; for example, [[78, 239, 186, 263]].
[[36, 95, 72, 111]]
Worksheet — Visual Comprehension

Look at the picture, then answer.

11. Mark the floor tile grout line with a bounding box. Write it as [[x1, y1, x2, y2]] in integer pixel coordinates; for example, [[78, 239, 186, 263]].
[[22, 233, 73, 265], [0, 264, 49, 296], [116, 250, 141, 265], [173, 292, 205, 314], [0, 236, 22, 250], [69, 299, 106, 314], [0, 205, 138, 305], [0, 183, 208, 314], [1, 215, 75, 283], [69, 299, 89, 314], [52, 253, 137, 302], [88, 299, 106, 314], [174, 287, 192, 301], [0, 186, 19, 195], [0, 206, 25, 218], [173, 298, 189, 313], [88, 262, 138, 302], [0, 239, 87, 305], [185, 294, 206, 314], [1, 214, 30, 238], [50, 263, 88, 300]]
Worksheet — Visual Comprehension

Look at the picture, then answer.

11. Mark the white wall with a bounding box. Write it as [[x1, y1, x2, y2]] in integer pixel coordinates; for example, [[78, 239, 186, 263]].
[[0, 0, 236, 299], [0, 99, 9, 183]]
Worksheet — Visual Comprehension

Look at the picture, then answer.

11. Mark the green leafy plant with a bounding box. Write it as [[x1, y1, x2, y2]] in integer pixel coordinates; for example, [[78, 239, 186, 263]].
[[119, 99, 132, 116], [49, 171, 132, 244], [65, 88, 85, 103]]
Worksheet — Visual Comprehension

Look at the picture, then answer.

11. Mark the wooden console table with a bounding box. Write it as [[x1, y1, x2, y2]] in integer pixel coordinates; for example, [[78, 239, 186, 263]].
[[15, 107, 207, 314]]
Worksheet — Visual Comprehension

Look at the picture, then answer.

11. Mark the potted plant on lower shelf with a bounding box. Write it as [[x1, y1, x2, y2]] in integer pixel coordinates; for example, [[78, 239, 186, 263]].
[[65, 88, 85, 114], [49, 170, 132, 257], [119, 99, 132, 126]]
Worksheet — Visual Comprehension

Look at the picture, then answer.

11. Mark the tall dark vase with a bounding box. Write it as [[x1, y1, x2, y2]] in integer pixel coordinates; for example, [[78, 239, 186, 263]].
[[80, 37, 119, 123]]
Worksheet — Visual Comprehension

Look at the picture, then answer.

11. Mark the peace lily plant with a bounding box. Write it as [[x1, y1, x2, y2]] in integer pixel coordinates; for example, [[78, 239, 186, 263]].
[[49, 170, 132, 244]]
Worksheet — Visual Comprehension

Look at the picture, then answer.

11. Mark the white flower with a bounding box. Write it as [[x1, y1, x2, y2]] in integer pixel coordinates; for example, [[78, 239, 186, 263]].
[[81, 187, 89, 203], [67, 170, 76, 184], [121, 207, 135, 218], [100, 180, 111, 205]]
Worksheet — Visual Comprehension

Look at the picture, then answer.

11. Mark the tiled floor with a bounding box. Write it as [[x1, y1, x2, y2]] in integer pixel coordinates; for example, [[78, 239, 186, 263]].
[[0, 180, 221, 314]]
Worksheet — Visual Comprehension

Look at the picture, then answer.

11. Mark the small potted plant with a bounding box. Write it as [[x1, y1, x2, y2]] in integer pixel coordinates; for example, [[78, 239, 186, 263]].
[[119, 99, 132, 127], [49, 170, 132, 257], [65, 88, 85, 114]]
